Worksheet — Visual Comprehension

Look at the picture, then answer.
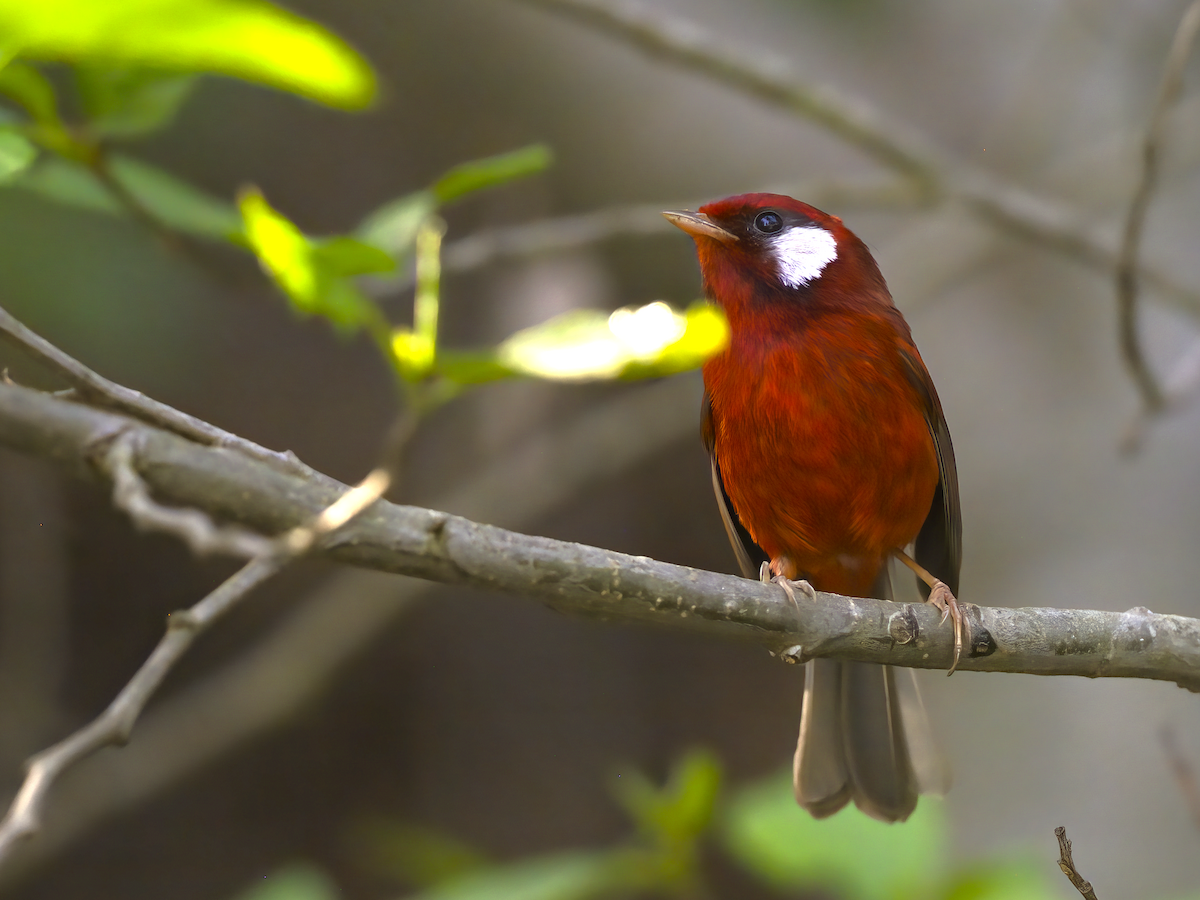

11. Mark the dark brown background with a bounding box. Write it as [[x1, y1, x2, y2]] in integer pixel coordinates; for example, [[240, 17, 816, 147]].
[[2, 1, 1200, 897]]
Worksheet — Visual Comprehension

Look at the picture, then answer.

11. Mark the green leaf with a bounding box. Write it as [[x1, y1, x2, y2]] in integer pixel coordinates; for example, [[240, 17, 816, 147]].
[[434, 349, 518, 386], [239, 187, 381, 332], [496, 301, 725, 382], [721, 769, 946, 900], [312, 235, 396, 277], [407, 850, 625, 900], [0, 0, 376, 110], [229, 863, 339, 900], [0, 128, 37, 181], [355, 189, 436, 256], [615, 750, 722, 845], [356, 145, 552, 257], [0, 61, 59, 125], [431, 144, 553, 205], [940, 859, 1061, 900], [12, 155, 115, 211], [76, 65, 197, 137], [348, 819, 491, 889], [110, 155, 242, 237], [13, 154, 242, 239]]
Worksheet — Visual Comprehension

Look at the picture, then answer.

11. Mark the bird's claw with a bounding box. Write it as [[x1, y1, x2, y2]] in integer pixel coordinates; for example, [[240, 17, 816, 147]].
[[759, 561, 816, 605], [926, 580, 966, 675]]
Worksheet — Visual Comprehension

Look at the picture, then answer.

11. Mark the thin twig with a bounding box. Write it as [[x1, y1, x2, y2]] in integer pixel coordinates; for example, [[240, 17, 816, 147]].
[[0, 372, 705, 884], [0, 302, 309, 476], [1116, 0, 1200, 412], [100, 430, 274, 558], [1160, 726, 1200, 831], [516, 0, 939, 185], [1055, 827, 1099, 900], [368, 180, 923, 298], [1120, 332, 1200, 453], [0, 554, 283, 868], [512, 0, 1200, 319], [0, 393, 423, 868]]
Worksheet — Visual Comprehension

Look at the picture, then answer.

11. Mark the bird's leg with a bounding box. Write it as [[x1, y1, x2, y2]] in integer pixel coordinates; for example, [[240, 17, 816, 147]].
[[762, 558, 817, 608], [893, 549, 965, 675]]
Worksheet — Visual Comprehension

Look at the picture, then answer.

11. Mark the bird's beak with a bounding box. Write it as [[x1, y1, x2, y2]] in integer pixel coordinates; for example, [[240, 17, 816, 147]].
[[662, 209, 738, 243]]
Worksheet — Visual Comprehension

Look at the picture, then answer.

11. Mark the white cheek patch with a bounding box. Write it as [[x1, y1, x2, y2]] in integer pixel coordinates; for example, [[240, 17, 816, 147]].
[[767, 225, 838, 288]]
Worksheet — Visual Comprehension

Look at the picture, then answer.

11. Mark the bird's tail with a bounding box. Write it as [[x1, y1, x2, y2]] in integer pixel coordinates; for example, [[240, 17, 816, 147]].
[[793, 567, 949, 822]]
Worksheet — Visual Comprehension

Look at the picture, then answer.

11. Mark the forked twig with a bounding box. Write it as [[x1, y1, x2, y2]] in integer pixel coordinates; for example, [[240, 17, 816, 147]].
[[1116, 0, 1200, 412]]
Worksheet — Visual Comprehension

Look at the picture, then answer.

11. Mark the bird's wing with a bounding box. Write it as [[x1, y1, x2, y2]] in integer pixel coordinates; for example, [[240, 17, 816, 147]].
[[702, 390, 768, 579], [898, 349, 962, 597]]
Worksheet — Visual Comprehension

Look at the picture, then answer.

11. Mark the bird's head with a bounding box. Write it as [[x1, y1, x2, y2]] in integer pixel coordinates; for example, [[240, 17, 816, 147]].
[[663, 193, 891, 329]]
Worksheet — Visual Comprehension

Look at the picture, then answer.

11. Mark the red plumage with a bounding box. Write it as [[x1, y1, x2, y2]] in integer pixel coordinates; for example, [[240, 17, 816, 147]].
[[697, 194, 940, 598], [666, 192, 962, 822]]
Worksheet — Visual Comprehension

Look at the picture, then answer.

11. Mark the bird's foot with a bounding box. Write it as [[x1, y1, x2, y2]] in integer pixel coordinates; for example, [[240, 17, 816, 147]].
[[925, 580, 965, 675], [759, 561, 816, 609]]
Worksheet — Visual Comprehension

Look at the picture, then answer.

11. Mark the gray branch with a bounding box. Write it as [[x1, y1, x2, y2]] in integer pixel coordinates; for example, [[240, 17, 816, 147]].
[[2, 378, 1199, 690], [0, 370, 704, 885], [513, 0, 1200, 318], [1116, 0, 1200, 413]]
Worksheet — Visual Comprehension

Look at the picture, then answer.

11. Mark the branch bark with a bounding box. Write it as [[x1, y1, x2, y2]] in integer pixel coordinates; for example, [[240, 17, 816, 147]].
[[0, 369, 705, 885], [513, 0, 1200, 318], [2, 378, 1199, 690]]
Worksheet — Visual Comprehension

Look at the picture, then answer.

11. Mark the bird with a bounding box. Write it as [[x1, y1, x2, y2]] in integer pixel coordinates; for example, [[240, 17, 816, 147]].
[[663, 193, 962, 823]]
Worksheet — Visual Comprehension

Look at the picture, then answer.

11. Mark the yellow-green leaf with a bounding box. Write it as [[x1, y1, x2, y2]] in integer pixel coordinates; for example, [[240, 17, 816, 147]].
[[75, 66, 197, 137], [14, 154, 242, 239], [0, 0, 376, 110], [355, 190, 436, 256], [721, 769, 945, 900], [230, 863, 339, 900], [239, 187, 380, 332], [312, 235, 396, 277], [0, 128, 36, 181], [240, 187, 315, 303], [0, 61, 59, 125], [497, 301, 725, 382], [431, 144, 553, 205]]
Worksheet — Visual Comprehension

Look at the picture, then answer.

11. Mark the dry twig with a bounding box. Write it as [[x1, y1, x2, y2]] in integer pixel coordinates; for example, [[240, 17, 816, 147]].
[[0, 386, 420, 869], [1116, 0, 1200, 413], [0, 303, 308, 475], [100, 429, 274, 558], [512, 0, 1200, 318], [1055, 826, 1099, 900], [0, 369, 705, 885]]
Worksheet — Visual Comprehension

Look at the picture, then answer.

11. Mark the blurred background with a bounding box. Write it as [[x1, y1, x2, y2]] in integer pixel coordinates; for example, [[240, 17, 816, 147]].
[[2, 0, 1200, 897]]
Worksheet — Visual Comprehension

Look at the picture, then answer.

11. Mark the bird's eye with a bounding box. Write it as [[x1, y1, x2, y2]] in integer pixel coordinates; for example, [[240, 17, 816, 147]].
[[754, 210, 783, 234]]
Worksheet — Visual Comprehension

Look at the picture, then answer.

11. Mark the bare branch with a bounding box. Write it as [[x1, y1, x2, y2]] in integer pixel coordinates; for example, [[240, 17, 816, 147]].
[[0, 303, 309, 476], [1121, 332, 1200, 453], [99, 430, 274, 558], [1116, 0, 1200, 412], [515, 0, 938, 184], [1056, 827, 1100, 900], [0, 371, 705, 883], [368, 180, 924, 298], [0, 379, 423, 866], [0, 554, 283, 867], [3, 379, 1200, 690], [513, 0, 1200, 319]]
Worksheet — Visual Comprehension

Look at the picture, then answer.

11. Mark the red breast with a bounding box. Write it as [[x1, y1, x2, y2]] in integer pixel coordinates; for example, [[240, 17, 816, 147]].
[[666, 193, 939, 597]]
